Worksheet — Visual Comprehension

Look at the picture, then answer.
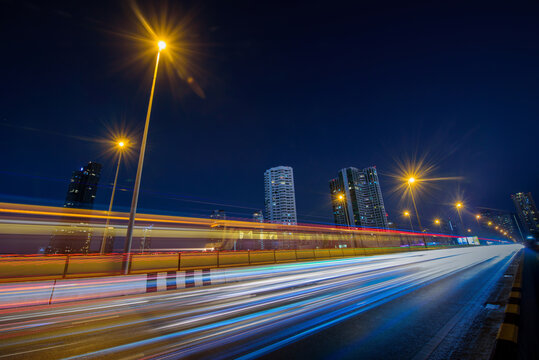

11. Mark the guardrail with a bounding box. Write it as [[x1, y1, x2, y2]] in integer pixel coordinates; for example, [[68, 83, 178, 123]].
[[0, 245, 460, 283]]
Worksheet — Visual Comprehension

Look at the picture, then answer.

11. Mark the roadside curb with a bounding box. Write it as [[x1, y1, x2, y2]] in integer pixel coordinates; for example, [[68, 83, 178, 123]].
[[491, 250, 523, 359]]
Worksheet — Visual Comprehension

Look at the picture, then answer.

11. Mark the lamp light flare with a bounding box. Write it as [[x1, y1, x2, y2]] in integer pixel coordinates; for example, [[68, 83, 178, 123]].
[[403, 211, 410, 217], [455, 202, 463, 209], [118, 141, 125, 148], [158, 40, 166, 51], [434, 219, 440, 225], [475, 214, 481, 219]]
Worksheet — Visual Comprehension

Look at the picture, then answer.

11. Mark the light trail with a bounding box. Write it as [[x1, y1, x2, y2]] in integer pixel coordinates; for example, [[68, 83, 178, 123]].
[[0, 245, 521, 359]]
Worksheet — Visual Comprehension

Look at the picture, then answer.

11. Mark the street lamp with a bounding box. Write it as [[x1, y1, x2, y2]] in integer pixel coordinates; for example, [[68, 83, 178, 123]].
[[406, 177, 427, 247], [407, 177, 423, 231], [455, 202, 464, 231], [403, 210, 414, 231], [100, 140, 127, 255], [123, 40, 166, 274]]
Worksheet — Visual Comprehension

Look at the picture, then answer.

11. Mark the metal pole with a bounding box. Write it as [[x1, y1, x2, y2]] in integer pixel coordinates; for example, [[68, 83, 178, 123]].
[[123, 51, 162, 274], [409, 186, 427, 248], [101, 151, 122, 255]]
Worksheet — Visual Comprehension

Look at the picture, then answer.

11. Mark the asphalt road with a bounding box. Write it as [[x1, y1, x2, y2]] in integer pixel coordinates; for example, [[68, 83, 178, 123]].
[[0, 245, 521, 360]]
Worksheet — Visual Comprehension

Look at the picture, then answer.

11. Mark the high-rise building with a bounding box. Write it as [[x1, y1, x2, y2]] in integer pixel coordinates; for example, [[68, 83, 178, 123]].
[[64, 162, 102, 209], [477, 207, 521, 240], [511, 192, 539, 238], [329, 166, 388, 229], [264, 166, 297, 225], [253, 210, 264, 222], [47, 162, 102, 254]]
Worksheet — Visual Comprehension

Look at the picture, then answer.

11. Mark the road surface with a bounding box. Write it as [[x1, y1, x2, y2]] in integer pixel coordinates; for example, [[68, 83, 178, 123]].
[[0, 245, 521, 359]]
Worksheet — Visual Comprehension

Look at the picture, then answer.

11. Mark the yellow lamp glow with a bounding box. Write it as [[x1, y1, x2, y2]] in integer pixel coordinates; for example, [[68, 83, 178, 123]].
[[118, 141, 125, 148], [158, 41, 166, 51], [434, 219, 440, 225], [403, 211, 410, 217], [456, 202, 462, 208], [408, 177, 415, 185]]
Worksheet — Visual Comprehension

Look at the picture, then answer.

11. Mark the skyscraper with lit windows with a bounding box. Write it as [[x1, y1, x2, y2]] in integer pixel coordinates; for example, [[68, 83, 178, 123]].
[[47, 162, 102, 254], [264, 166, 297, 225], [511, 192, 539, 238], [330, 166, 388, 229]]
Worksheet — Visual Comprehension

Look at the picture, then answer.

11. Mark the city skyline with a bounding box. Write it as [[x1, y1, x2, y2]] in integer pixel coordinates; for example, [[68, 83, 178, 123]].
[[1, 0, 538, 228]]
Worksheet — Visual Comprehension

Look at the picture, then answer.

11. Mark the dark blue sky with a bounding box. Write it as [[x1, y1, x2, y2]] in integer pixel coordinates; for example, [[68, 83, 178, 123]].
[[1, 0, 538, 228]]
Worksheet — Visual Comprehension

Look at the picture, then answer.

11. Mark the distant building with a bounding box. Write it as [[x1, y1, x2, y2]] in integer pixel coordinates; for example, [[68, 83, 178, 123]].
[[253, 210, 264, 222], [64, 162, 102, 209], [478, 207, 521, 241], [511, 192, 539, 238], [264, 166, 297, 225], [210, 209, 226, 221], [47, 162, 102, 254], [329, 166, 388, 229]]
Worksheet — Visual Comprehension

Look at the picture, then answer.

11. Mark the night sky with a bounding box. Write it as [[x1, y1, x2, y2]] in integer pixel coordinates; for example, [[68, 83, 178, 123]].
[[1, 0, 538, 229]]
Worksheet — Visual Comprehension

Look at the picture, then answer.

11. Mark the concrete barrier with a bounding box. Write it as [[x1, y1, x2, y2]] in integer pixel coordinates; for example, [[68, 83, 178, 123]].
[[275, 250, 296, 262], [314, 249, 331, 259], [296, 249, 315, 260], [218, 251, 250, 267], [329, 248, 344, 257], [66, 255, 123, 278], [0, 256, 66, 281], [180, 252, 218, 270], [131, 254, 178, 273], [0, 245, 470, 283], [249, 250, 276, 264]]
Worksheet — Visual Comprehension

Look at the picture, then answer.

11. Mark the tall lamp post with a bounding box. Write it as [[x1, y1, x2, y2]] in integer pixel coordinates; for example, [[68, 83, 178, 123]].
[[407, 177, 423, 231], [100, 140, 126, 255], [404, 210, 414, 231], [407, 177, 427, 248], [455, 202, 464, 232], [123, 40, 166, 274]]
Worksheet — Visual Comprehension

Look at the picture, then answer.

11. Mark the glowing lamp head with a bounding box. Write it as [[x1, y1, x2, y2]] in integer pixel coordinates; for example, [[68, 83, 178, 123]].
[[434, 219, 440, 224], [338, 194, 344, 200], [488, 221, 492, 226], [456, 202, 462, 209], [403, 211, 410, 217], [118, 141, 125, 148], [475, 214, 481, 219], [158, 41, 166, 51], [467, 229, 471, 232], [408, 177, 415, 185]]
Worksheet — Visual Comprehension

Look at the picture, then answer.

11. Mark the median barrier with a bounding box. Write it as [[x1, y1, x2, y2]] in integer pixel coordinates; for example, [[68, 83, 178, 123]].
[[329, 248, 344, 257], [248, 250, 276, 264], [342, 248, 355, 257], [66, 255, 123, 278], [314, 249, 331, 259], [0, 256, 66, 282], [0, 246, 470, 283], [296, 249, 315, 260], [275, 250, 296, 262], [131, 253, 178, 274], [180, 252, 218, 270], [218, 251, 250, 267]]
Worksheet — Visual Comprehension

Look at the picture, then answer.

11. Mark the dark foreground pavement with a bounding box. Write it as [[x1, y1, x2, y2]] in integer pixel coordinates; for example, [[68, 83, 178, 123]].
[[518, 247, 539, 360], [0, 245, 522, 359]]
